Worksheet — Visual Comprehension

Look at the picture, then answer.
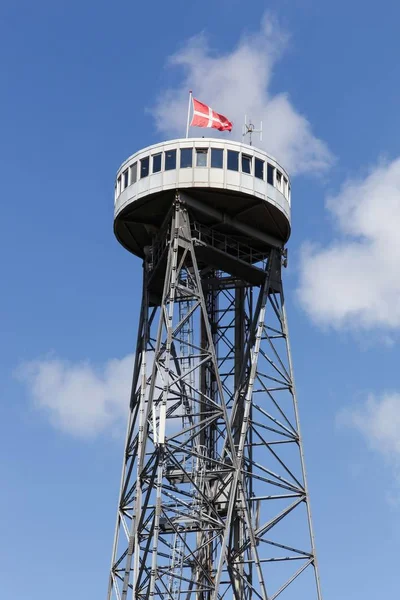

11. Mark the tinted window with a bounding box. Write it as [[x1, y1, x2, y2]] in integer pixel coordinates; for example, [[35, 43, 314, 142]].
[[242, 154, 251, 174], [180, 148, 192, 168], [211, 148, 223, 168], [227, 150, 239, 171], [267, 163, 274, 185], [276, 171, 282, 188], [130, 162, 137, 184], [152, 153, 162, 173], [122, 169, 129, 189], [196, 149, 208, 167], [140, 157, 149, 178], [165, 149, 176, 171], [255, 158, 264, 180], [117, 176, 121, 195]]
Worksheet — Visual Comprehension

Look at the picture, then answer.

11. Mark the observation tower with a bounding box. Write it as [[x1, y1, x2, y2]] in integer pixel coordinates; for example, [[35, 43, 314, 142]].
[[107, 137, 322, 600]]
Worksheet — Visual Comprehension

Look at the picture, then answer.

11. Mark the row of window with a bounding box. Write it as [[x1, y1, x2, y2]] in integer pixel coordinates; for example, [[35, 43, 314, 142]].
[[116, 147, 290, 199]]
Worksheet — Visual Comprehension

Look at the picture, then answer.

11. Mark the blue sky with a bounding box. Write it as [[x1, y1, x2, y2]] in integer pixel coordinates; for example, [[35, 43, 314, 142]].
[[1, 0, 400, 597]]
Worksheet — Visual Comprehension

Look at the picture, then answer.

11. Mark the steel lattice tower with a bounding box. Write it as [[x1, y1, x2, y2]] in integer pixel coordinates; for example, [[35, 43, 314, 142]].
[[107, 138, 322, 600]]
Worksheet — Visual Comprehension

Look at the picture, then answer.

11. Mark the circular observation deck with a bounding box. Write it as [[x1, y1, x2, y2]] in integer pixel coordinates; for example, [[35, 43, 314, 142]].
[[114, 138, 291, 258]]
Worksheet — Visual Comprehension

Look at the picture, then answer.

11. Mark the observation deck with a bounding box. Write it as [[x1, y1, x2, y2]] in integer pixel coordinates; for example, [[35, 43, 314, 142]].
[[114, 138, 291, 258]]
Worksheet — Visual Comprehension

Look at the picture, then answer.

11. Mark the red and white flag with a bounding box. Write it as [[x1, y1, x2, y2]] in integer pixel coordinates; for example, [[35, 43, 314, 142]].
[[190, 98, 233, 132]]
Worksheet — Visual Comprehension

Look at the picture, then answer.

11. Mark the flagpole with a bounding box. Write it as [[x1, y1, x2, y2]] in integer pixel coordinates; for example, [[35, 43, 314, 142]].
[[185, 90, 192, 138]]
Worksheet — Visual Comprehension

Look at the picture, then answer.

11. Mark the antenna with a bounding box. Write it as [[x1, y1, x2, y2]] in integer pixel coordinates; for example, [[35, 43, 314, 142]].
[[242, 114, 263, 146]]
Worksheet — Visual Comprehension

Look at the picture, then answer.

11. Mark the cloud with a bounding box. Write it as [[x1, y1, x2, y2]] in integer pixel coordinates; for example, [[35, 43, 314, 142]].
[[152, 13, 333, 176], [298, 157, 400, 330], [338, 393, 400, 459], [338, 392, 400, 504], [16, 355, 133, 437]]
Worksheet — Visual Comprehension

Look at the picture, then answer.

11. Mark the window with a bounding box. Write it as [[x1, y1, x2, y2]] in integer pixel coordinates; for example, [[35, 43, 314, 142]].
[[122, 169, 129, 190], [196, 148, 208, 167], [282, 176, 287, 198], [227, 150, 239, 171], [276, 170, 282, 190], [130, 162, 137, 184], [211, 148, 223, 168], [255, 158, 264, 180], [267, 163, 274, 185], [180, 148, 192, 168], [140, 157, 149, 178], [152, 153, 162, 173], [283, 177, 288, 197], [117, 175, 121, 195], [165, 149, 176, 170], [242, 154, 252, 174]]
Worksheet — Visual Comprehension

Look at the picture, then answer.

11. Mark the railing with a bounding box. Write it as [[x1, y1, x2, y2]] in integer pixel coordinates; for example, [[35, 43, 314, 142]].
[[191, 221, 268, 267]]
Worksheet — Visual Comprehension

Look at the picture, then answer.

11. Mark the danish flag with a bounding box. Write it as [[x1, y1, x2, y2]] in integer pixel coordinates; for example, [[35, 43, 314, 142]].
[[190, 97, 233, 132]]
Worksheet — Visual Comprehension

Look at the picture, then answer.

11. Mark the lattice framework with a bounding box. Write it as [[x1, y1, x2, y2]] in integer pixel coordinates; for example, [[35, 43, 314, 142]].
[[107, 196, 322, 600]]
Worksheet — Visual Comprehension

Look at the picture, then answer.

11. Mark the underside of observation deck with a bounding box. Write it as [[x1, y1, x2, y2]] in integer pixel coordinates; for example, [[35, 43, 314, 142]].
[[114, 187, 290, 259]]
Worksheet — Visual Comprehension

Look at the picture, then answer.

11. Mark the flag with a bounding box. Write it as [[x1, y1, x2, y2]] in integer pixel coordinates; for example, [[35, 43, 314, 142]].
[[190, 98, 233, 132]]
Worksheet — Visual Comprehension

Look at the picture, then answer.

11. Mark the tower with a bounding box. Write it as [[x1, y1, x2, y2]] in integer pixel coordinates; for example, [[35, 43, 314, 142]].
[[107, 138, 322, 600]]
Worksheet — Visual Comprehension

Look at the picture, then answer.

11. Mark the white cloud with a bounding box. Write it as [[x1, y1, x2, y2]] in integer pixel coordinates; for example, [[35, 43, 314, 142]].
[[16, 355, 134, 437], [338, 393, 400, 459], [298, 157, 400, 330], [152, 13, 332, 176], [338, 392, 400, 505]]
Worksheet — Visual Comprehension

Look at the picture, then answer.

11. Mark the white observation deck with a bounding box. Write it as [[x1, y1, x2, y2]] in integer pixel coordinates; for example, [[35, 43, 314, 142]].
[[114, 138, 291, 258]]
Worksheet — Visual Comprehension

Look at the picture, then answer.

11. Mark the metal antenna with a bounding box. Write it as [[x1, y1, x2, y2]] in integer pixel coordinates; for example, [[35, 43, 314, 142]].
[[243, 114, 263, 146]]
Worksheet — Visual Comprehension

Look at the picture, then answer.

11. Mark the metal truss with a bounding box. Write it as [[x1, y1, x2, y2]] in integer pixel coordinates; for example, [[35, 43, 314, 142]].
[[107, 194, 322, 600]]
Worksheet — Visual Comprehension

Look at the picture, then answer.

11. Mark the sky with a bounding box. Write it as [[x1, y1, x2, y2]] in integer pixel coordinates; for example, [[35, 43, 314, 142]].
[[1, 0, 400, 597]]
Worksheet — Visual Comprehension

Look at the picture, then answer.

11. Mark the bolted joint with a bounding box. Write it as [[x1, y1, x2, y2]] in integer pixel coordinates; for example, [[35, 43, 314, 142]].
[[281, 247, 288, 268]]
